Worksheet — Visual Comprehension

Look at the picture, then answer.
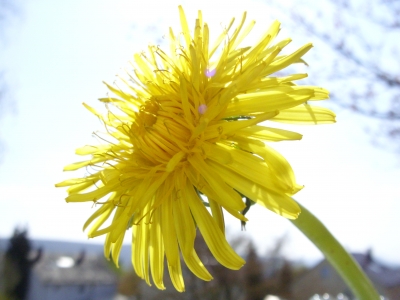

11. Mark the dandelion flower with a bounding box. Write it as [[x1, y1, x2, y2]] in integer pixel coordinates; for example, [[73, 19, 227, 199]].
[[56, 6, 335, 291]]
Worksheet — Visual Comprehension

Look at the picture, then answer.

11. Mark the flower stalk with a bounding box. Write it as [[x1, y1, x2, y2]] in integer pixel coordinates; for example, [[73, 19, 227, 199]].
[[291, 202, 381, 300]]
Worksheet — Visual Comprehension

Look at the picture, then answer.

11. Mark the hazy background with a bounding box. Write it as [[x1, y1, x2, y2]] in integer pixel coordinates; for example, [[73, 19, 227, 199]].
[[1, 0, 399, 266]]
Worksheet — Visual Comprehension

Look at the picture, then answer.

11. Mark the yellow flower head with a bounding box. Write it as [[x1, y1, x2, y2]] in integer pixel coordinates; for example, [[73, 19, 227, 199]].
[[56, 6, 335, 291]]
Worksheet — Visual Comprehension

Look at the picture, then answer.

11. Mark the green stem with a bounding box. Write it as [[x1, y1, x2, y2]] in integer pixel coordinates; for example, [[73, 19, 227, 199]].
[[290, 202, 381, 300]]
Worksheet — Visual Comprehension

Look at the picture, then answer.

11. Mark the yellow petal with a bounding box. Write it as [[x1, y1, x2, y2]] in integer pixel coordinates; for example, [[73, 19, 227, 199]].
[[209, 198, 225, 233], [173, 197, 213, 281], [184, 165, 248, 222], [208, 160, 300, 219], [202, 142, 233, 164], [63, 155, 108, 171], [111, 231, 125, 268], [204, 111, 278, 140], [264, 43, 313, 76], [272, 104, 336, 124], [178, 5, 191, 50], [132, 206, 151, 286], [188, 154, 244, 211], [84, 202, 114, 233], [149, 208, 165, 290], [66, 179, 120, 202], [166, 151, 186, 172], [208, 144, 295, 194], [161, 197, 185, 291], [185, 181, 245, 269], [224, 86, 314, 116], [235, 125, 302, 142], [228, 136, 302, 194], [55, 178, 90, 187]]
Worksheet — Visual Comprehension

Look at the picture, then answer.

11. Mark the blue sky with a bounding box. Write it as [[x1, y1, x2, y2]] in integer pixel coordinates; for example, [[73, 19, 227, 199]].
[[1, 0, 400, 266]]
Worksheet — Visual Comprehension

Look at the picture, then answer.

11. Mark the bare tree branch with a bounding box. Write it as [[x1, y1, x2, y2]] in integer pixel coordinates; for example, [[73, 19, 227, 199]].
[[292, 12, 400, 90], [266, 0, 400, 149]]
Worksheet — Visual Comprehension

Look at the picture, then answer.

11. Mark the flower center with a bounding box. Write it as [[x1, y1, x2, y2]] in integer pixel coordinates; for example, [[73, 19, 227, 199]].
[[129, 98, 197, 169], [139, 100, 159, 128]]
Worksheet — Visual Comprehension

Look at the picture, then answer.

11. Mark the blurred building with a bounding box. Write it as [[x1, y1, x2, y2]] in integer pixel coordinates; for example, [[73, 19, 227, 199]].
[[27, 251, 118, 300], [291, 251, 400, 300], [0, 236, 119, 300]]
